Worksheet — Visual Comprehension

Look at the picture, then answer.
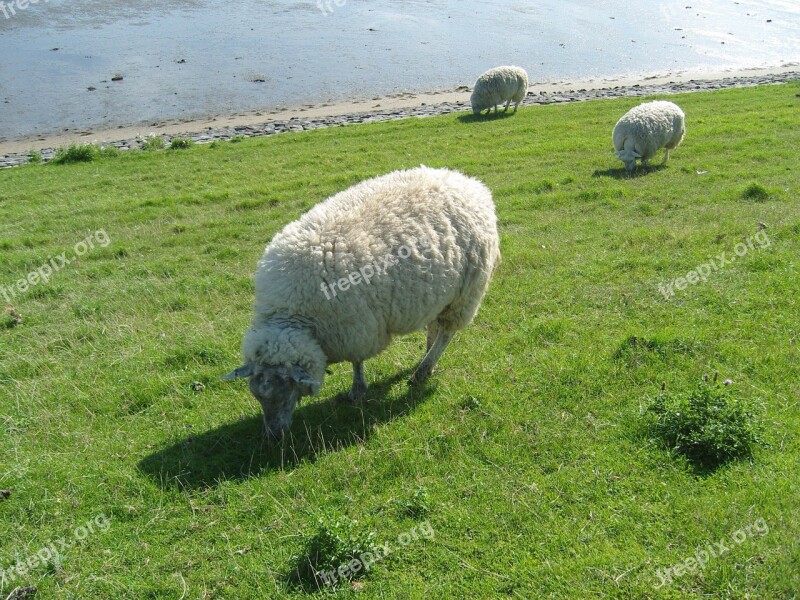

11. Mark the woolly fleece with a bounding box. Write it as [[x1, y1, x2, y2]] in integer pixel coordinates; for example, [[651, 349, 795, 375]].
[[241, 166, 501, 394], [612, 100, 686, 170], [471, 66, 529, 115]]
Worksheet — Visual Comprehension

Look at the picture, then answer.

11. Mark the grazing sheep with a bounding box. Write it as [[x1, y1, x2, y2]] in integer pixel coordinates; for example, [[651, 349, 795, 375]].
[[612, 100, 685, 172], [223, 166, 501, 439], [471, 66, 529, 115]]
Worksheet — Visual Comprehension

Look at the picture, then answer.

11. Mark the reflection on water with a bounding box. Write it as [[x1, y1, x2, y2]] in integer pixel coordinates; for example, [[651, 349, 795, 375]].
[[0, 0, 797, 139]]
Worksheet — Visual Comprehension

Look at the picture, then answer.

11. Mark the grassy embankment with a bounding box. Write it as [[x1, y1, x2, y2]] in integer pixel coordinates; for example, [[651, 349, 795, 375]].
[[1, 82, 799, 598]]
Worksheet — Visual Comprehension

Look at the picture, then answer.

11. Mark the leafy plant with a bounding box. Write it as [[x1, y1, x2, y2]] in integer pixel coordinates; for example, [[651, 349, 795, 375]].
[[3, 307, 22, 329], [51, 144, 99, 165], [289, 512, 376, 588], [646, 376, 766, 469], [458, 396, 482, 412], [396, 487, 431, 519], [141, 136, 165, 151], [27, 150, 42, 164], [169, 137, 193, 150]]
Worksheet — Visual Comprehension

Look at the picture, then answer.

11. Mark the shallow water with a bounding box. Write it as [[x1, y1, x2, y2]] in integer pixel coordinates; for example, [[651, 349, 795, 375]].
[[0, 0, 798, 140]]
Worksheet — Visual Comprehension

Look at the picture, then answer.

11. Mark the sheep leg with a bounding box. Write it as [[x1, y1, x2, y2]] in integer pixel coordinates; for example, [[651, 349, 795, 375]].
[[348, 361, 367, 402], [662, 149, 671, 164], [409, 330, 454, 385], [493, 105, 498, 115], [513, 101, 520, 113], [503, 99, 511, 112], [426, 321, 439, 352]]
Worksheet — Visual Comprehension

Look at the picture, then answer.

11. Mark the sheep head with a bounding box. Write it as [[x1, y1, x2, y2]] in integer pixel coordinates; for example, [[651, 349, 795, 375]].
[[615, 148, 641, 172], [223, 363, 320, 440], [223, 320, 327, 440]]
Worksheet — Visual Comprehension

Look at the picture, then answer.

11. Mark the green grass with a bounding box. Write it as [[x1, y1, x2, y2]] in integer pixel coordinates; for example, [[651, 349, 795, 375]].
[[1, 83, 799, 598]]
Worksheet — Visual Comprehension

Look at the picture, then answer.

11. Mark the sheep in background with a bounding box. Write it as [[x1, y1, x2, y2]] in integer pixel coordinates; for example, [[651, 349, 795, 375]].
[[223, 166, 501, 440], [613, 100, 685, 172], [471, 66, 529, 115]]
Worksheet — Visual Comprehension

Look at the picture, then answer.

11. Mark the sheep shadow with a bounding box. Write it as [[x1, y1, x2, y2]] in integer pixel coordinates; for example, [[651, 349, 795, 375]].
[[593, 164, 667, 179], [457, 110, 518, 124], [137, 367, 433, 489]]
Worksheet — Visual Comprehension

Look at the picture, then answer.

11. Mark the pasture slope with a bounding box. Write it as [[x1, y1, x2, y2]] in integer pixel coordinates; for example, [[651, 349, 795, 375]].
[[1, 82, 799, 598]]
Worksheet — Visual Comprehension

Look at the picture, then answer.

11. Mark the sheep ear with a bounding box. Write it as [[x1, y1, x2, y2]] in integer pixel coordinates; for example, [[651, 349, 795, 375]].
[[288, 366, 321, 396], [222, 364, 255, 380]]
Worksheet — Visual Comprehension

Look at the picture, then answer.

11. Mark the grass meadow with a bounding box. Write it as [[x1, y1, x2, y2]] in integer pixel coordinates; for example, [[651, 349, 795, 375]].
[[1, 82, 799, 598]]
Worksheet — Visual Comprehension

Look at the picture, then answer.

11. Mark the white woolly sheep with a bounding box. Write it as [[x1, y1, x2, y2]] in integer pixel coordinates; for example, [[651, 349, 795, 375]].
[[612, 100, 685, 172], [471, 66, 529, 115], [223, 166, 501, 439]]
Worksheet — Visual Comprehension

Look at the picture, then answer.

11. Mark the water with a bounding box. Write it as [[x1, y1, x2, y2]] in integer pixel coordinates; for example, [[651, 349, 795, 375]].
[[0, 0, 798, 140]]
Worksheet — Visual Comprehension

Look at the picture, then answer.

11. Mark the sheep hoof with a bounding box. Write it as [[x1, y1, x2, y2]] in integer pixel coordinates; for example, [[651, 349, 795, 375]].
[[408, 368, 432, 386], [263, 428, 286, 446], [347, 388, 366, 403]]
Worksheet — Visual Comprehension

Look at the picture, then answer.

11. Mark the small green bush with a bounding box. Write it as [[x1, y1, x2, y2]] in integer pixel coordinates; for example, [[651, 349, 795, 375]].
[[51, 144, 99, 165], [27, 150, 42, 164], [646, 376, 765, 469], [397, 487, 431, 519], [459, 396, 482, 412], [3, 307, 23, 329], [169, 137, 193, 150], [741, 182, 770, 202], [141, 136, 165, 151], [230, 135, 245, 143], [289, 512, 376, 588]]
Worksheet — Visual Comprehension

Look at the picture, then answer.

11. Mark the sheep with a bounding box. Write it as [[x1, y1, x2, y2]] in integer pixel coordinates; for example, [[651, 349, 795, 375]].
[[612, 100, 685, 172], [471, 66, 529, 116], [223, 166, 501, 440]]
